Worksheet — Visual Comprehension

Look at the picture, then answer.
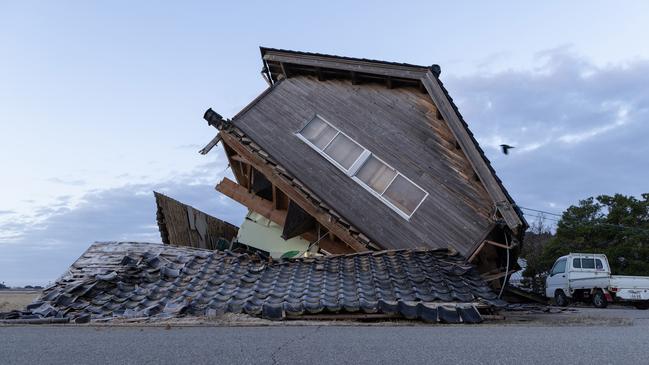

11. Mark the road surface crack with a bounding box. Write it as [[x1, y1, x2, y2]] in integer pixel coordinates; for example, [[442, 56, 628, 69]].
[[271, 325, 322, 364]]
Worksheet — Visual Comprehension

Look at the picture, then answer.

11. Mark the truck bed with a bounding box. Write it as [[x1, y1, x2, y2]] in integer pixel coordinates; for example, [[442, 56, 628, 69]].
[[610, 275, 649, 289]]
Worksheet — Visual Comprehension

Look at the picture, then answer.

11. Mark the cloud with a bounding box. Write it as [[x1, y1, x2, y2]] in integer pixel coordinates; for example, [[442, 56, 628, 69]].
[[445, 47, 649, 219], [46, 177, 87, 186], [175, 143, 202, 150], [0, 157, 246, 286], [0, 210, 15, 215]]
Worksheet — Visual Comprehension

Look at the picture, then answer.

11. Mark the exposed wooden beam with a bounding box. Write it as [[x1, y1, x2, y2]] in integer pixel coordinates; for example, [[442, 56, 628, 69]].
[[272, 186, 278, 210], [246, 164, 252, 191], [316, 67, 325, 81], [222, 138, 246, 185], [468, 241, 485, 263], [484, 239, 516, 250], [198, 134, 221, 155], [217, 177, 285, 223], [351, 71, 359, 85], [220, 133, 368, 252], [230, 155, 251, 165], [216, 177, 353, 254], [421, 71, 523, 233], [279, 62, 290, 79]]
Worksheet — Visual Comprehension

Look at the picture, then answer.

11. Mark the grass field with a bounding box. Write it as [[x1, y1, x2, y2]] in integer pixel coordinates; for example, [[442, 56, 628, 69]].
[[0, 291, 40, 312]]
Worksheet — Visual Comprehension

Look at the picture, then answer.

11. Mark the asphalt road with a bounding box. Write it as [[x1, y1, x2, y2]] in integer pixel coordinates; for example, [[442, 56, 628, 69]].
[[2, 309, 649, 365]]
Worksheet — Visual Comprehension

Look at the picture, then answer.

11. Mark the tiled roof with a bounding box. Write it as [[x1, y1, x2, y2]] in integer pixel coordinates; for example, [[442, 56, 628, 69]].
[[2, 242, 503, 324]]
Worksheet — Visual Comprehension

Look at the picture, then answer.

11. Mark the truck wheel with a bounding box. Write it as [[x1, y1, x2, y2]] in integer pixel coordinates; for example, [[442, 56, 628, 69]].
[[554, 290, 569, 307], [634, 302, 649, 310], [592, 290, 608, 308]]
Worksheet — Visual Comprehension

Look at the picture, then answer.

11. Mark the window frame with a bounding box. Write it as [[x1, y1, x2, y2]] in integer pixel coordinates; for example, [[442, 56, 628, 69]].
[[296, 114, 428, 220]]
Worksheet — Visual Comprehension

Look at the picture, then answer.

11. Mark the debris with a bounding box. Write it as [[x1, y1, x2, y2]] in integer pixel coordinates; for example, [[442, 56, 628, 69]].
[[2, 242, 504, 324]]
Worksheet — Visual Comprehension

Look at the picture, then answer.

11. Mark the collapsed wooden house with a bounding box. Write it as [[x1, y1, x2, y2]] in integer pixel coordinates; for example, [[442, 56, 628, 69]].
[[197, 48, 527, 286]]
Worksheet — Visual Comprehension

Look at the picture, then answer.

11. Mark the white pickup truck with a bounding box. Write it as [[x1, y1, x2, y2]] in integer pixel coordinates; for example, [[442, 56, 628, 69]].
[[545, 253, 649, 309]]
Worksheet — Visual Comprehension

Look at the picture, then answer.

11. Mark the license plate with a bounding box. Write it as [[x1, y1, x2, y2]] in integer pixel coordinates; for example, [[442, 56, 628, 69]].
[[631, 293, 642, 300]]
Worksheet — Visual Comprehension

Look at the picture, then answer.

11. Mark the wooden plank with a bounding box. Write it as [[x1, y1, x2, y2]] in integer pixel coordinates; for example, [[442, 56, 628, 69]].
[[198, 134, 221, 155], [217, 178, 286, 223], [230, 155, 251, 165], [421, 71, 523, 233], [468, 241, 485, 262], [216, 177, 354, 254], [484, 239, 516, 250], [263, 52, 428, 81], [219, 134, 368, 253], [222, 140, 246, 185]]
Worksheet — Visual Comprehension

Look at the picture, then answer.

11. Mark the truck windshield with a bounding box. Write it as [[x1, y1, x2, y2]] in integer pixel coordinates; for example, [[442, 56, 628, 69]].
[[552, 259, 566, 275]]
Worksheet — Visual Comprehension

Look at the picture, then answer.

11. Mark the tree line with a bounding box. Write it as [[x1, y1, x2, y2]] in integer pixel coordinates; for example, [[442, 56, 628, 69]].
[[521, 193, 649, 278]]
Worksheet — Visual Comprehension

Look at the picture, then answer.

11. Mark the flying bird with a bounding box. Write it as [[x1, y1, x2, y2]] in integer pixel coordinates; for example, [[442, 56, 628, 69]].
[[500, 144, 515, 155]]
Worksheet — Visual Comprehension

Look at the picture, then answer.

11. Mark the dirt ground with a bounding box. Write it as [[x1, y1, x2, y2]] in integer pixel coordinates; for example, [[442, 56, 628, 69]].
[[0, 291, 40, 312]]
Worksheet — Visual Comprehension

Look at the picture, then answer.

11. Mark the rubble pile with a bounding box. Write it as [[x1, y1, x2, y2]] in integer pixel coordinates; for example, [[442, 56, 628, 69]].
[[2, 242, 504, 324]]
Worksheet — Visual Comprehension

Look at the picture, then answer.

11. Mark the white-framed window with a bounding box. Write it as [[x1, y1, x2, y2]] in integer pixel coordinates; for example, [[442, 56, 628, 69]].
[[296, 114, 428, 219]]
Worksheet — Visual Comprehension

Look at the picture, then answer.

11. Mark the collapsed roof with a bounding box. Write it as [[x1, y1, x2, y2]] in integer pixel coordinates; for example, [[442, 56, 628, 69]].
[[2, 242, 503, 323]]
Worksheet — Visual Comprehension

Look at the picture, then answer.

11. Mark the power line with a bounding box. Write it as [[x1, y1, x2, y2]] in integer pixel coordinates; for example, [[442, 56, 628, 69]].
[[517, 206, 563, 217], [519, 206, 649, 233], [522, 213, 561, 223]]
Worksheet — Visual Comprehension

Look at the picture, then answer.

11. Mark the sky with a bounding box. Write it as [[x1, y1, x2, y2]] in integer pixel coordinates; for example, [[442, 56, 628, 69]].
[[1, 1, 648, 286]]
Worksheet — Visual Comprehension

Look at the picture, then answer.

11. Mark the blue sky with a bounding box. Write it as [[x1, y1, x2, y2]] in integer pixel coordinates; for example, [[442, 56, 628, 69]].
[[1, 1, 648, 286]]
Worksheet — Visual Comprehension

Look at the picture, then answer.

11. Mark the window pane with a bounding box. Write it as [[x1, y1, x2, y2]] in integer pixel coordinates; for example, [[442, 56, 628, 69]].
[[382, 175, 426, 215], [300, 117, 337, 149], [582, 258, 595, 269], [553, 259, 566, 274], [573, 258, 581, 269], [356, 155, 397, 193], [595, 259, 603, 270], [323, 133, 364, 169]]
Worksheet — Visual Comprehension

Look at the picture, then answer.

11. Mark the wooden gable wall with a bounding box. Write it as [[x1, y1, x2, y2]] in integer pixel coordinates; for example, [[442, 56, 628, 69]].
[[230, 75, 495, 255]]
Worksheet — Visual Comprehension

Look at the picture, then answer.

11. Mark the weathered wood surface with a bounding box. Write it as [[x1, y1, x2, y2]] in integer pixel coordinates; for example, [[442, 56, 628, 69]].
[[199, 134, 221, 155], [230, 76, 494, 255], [263, 51, 428, 81], [154, 192, 238, 250], [421, 71, 523, 234]]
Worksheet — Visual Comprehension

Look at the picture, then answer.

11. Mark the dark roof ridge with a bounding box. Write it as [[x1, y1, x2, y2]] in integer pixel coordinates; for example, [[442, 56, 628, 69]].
[[260, 46, 440, 74]]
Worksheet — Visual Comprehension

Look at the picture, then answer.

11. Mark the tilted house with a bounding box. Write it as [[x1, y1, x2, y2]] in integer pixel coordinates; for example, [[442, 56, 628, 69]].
[[201, 48, 527, 285]]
